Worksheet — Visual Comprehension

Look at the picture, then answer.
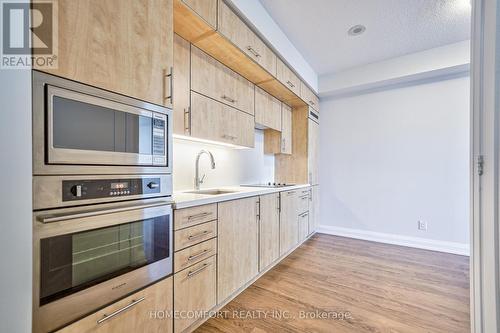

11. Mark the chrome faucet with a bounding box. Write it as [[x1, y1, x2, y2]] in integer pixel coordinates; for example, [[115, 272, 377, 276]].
[[194, 150, 216, 190]]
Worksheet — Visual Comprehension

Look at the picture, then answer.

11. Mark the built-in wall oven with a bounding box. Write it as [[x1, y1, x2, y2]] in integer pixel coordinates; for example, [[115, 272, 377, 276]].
[[32, 71, 174, 333]]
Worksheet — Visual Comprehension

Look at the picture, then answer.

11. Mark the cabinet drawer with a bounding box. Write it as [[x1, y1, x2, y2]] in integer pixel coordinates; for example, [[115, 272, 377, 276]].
[[174, 203, 217, 230], [300, 81, 319, 112], [191, 46, 255, 115], [218, 0, 276, 75], [175, 220, 217, 251], [57, 277, 173, 333], [298, 190, 310, 214], [276, 58, 300, 96], [191, 92, 255, 148], [255, 86, 281, 131], [174, 256, 216, 333], [174, 238, 217, 273]]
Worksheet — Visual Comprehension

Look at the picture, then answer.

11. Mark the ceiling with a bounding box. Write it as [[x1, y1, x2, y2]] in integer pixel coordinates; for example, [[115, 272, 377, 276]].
[[259, 0, 471, 75]]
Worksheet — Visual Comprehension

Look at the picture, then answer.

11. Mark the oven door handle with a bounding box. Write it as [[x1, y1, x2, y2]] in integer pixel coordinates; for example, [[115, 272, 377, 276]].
[[38, 201, 172, 224]]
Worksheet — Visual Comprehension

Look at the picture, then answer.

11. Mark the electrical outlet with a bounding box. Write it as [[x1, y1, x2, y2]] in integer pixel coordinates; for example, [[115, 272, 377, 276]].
[[418, 220, 427, 231]]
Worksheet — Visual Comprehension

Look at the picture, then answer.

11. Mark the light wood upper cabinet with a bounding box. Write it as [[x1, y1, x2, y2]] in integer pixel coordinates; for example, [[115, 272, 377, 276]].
[[255, 86, 281, 131], [308, 118, 319, 185], [281, 103, 293, 154], [218, 197, 259, 303], [276, 58, 300, 97], [173, 34, 191, 135], [310, 185, 320, 234], [259, 193, 280, 271], [181, 0, 217, 28], [37, 0, 173, 107], [300, 81, 320, 112], [191, 92, 255, 147], [174, 256, 216, 333], [280, 190, 299, 256], [191, 46, 255, 115], [218, 0, 277, 76], [57, 277, 173, 333]]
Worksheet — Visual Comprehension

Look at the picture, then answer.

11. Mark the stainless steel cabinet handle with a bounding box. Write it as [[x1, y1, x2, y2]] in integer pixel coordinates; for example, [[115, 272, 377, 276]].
[[164, 67, 173, 105], [222, 134, 237, 140], [299, 212, 309, 218], [188, 249, 211, 261], [300, 195, 309, 200], [221, 95, 237, 103], [97, 297, 145, 324], [38, 201, 171, 223], [187, 263, 210, 278], [187, 212, 211, 221], [309, 100, 315, 105], [286, 80, 295, 88], [188, 230, 211, 240], [184, 107, 191, 134], [246, 46, 261, 58]]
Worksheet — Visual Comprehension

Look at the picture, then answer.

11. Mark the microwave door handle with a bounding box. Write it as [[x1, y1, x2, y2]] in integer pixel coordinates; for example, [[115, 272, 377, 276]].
[[38, 201, 172, 224]]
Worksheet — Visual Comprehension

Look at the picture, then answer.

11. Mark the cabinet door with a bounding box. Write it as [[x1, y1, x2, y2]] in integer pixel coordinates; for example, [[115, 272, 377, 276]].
[[308, 119, 319, 185], [279, 190, 298, 256], [255, 87, 281, 131], [300, 81, 320, 112], [218, 0, 276, 75], [191, 92, 255, 147], [218, 197, 259, 303], [57, 277, 173, 333], [173, 34, 191, 135], [37, 0, 173, 107], [298, 212, 310, 241], [281, 103, 293, 154], [276, 58, 300, 96], [310, 185, 320, 234], [174, 256, 216, 333], [191, 46, 255, 115], [181, 0, 217, 28], [259, 193, 280, 271]]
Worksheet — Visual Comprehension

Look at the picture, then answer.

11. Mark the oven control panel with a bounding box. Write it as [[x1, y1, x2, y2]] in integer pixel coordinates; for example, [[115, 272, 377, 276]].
[[62, 178, 161, 202]]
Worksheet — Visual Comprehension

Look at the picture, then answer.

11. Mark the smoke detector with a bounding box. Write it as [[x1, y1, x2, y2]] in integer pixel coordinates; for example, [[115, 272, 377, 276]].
[[348, 25, 366, 36]]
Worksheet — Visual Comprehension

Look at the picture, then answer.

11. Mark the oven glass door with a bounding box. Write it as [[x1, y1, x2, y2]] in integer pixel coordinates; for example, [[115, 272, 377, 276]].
[[39, 210, 171, 306], [47, 85, 167, 166]]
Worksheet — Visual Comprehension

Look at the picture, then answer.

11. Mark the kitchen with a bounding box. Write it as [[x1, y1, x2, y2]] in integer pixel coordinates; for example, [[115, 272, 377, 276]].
[[0, 0, 497, 332]]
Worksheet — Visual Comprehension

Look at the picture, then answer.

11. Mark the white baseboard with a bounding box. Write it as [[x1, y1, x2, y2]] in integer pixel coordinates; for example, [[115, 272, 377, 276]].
[[317, 225, 470, 256]]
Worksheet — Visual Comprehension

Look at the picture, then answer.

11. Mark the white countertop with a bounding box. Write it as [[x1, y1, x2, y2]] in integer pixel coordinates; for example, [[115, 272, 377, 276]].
[[173, 184, 311, 209]]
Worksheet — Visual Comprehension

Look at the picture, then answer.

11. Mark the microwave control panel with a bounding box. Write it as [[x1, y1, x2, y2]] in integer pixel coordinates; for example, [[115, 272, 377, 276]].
[[62, 177, 161, 201]]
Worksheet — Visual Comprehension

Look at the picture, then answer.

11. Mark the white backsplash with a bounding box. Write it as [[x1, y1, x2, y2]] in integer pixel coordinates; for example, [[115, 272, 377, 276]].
[[172, 129, 275, 191]]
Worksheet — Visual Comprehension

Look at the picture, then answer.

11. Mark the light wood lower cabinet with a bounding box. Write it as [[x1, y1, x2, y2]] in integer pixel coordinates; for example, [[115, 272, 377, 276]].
[[174, 256, 216, 333], [279, 190, 299, 256], [174, 203, 217, 230], [37, 0, 173, 107], [255, 86, 282, 131], [217, 197, 259, 303], [190, 92, 255, 147], [174, 238, 217, 273], [298, 211, 309, 242], [259, 193, 280, 271], [57, 277, 173, 333], [174, 220, 217, 251], [310, 185, 320, 234]]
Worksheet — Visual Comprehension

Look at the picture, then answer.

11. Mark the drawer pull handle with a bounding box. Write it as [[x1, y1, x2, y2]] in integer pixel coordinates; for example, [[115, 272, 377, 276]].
[[188, 230, 211, 240], [221, 95, 237, 103], [300, 195, 309, 200], [309, 100, 315, 105], [222, 134, 237, 141], [246, 46, 261, 58], [286, 80, 295, 88], [188, 263, 210, 278], [188, 249, 211, 261], [97, 297, 145, 324], [187, 212, 211, 221]]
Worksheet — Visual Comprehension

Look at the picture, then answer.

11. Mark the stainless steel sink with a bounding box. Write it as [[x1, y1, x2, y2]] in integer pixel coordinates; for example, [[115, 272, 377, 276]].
[[185, 189, 239, 195]]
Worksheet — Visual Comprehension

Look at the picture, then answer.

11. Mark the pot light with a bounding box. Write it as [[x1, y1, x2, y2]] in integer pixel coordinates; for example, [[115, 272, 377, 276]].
[[348, 25, 366, 36]]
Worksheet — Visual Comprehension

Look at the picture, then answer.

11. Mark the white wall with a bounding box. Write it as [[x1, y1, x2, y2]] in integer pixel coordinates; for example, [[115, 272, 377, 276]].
[[227, 0, 318, 91], [0, 69, 32, 332], [173, 130, 274, 191], [319, 76, 470, 252]]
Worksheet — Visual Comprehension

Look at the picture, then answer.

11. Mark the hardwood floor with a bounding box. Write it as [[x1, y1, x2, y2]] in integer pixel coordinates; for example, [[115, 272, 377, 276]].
[[197, 234, 470, 333]]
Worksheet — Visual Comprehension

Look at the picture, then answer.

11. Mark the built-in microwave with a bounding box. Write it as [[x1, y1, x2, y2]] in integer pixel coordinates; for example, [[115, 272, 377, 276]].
[[32, 71, 172, 175], [33, 198, 173, 333]]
